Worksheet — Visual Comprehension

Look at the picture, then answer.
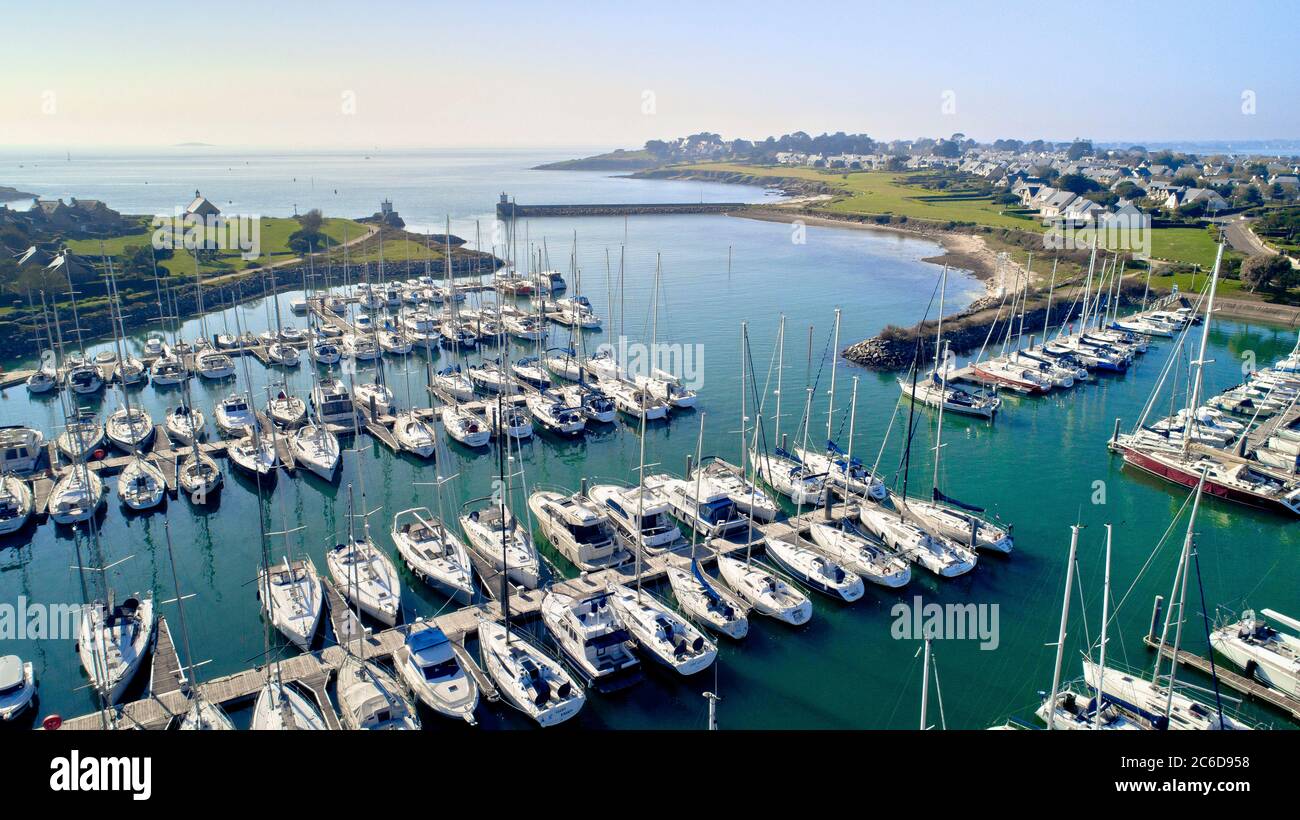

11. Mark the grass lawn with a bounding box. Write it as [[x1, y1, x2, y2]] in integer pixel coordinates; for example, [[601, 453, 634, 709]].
[[1148, 226, 1225, 269], [66, 216, 369, 277], [679, 163, 1040, 230]]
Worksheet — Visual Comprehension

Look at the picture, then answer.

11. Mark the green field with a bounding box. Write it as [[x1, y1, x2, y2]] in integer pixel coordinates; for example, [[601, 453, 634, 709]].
[[681, 163, 1041, 230], [66, 216, 369, 277], [1148, 226, 1225, 269]]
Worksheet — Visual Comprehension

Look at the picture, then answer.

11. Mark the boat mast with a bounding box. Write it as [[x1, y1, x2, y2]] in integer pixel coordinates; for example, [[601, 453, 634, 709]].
[[1041, 258, 1058, 343], [842, 376, 859, 530], [1162, 468, 1208, 722], [1046, 524, 1080, 730], [825, 307, 840, 448], [932, 340, 949, 499], [1093, 523, 1112, 730], [635, 257, 660, 597], [689, 411, 706, 559], [1181, 243, 1224, 456], [919, 636, 931, 730]]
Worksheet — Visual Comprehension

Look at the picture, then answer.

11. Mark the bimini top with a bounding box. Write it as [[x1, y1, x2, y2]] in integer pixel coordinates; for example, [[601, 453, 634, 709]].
[[406, 627, 449, 654]]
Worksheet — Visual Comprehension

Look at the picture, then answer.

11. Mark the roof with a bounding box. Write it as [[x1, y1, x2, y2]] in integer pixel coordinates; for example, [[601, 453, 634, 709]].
[[186, 190, 221, 216]]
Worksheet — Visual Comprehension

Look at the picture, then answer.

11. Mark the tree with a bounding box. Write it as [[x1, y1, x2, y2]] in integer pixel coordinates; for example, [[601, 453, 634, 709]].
[[1066, 140, 1093, 160], [1056, 173, 1101, 194], [298, 208, 324, 233], [1240, 253, 1294, 293]]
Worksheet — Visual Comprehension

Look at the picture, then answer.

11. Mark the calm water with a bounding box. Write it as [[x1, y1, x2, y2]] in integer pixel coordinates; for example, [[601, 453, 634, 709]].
[[0, 150, 1295, 730]]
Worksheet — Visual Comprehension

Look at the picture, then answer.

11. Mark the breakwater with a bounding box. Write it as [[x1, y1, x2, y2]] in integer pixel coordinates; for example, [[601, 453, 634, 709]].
[[495, 200, 747, 219]]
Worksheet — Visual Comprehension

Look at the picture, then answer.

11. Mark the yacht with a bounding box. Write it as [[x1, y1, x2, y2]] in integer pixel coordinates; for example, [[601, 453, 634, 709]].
[[608, 583, 717, 676], [78, 595, 156, 703], [391, 507, 474, 603], [1209, 609, 1300, 698], [215, 393, 256, 437], [311, 378, 356, 426], [459, 504, 540, 588], [695, 457, 781, 523], [151, 355, 189, 386], [105, 406, 154, 452], [442, 404, 491, 448], [57, 417, 105, 462], [164, 405, 205, 446], [336, 654, 420, 730], [0, 427, 44, 473], [589, 482, 686, 555], [750, 447, 826, 507], [0, 476, 34, 536], [292, 423, 341, 479], [1081, 659, 1248, 730], [328, 537, 402, 626], [226, 432, 279, 478], [600, 378, 669, 421], [806, 520, 911, 588], [858, 502, 977, 578], [251, 680, 328, 730], [394, 626, 479, 723], [195, 349, 236, 380], [0, 655, 36, 721], [477, 620, 584, 727], [49, 468, 105, 524], [65, 361, 104, 395], [178, 700, 235, 730], [716, 555, 812, 625], [529, 489, 631, 571], [665, 563, 749, 639], [267, 391, 308, 428], [541, 590, 642, 689], [178, 451, 223, 502], [764, 535, 864, 602], [117, 456, 166, 511], [392, 411, 437, 458], [432, 365, 475, 401], [526, 391, 586, 436], [26, 365, 57, 394], [352, 380, 395, 416], [258, 557, 323, 650]]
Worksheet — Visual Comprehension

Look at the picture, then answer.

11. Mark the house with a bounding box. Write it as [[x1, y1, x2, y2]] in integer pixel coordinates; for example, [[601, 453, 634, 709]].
[[1164, 187, 1228, 212], [185, 190, 221, 218], [18, 197, 128, 236], [1039, 189, 1081, 219], [1269, 174, 1299, 192]]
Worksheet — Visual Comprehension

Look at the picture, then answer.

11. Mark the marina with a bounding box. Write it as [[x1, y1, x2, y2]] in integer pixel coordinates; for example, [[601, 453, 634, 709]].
[[1, 156, 1297, 733]]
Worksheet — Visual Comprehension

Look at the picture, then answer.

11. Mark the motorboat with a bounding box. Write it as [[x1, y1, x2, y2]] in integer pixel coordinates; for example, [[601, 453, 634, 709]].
[[215, 392, 256, 437], [311, 378, 356, 426], [588, 482, 686, 555], [528, 489, 631, 571], [541, 591, 641, 690], [394, 626, 479, 723], [0, 427, 44, 473]]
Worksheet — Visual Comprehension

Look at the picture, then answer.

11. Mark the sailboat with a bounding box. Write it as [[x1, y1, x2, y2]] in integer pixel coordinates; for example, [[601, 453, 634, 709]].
[[394, 623, 480, 723], [460, 499, 540, 588], [49, 461, 106, 524], [750, 317, 827, 507], [608, 582, 717, 675], [329, 484, 403, 627], [762, 534, 863, 602], [337, 652, 421, 730], [391, 506, 475, 603], [78, 592, 156, 704], [478, 619, 584, 726], [178, 449, 222, 502], [1111, 244, 1300, 515], [1082, 472, 1250, 729]]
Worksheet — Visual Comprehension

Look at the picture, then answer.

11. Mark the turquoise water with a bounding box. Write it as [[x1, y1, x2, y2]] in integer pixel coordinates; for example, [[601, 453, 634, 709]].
[[0, 150, 1296, 730]]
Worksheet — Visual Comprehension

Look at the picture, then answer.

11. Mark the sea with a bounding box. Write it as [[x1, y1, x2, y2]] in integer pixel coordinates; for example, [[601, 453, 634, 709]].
[[0, 148, 1295, 730]]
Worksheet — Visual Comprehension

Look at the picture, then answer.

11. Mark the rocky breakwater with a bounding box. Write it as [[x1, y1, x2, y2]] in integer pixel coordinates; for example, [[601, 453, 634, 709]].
[[844, 285, 1150, 371]]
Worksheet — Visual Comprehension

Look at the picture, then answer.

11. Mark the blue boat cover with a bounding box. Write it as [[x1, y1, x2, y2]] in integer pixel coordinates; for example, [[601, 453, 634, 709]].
[[406, 627, 449, 652], [933, 487, 984, 513]]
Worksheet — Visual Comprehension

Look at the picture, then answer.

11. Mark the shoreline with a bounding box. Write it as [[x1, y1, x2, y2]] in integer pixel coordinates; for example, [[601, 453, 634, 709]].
[[733, 207, 1019, 301]]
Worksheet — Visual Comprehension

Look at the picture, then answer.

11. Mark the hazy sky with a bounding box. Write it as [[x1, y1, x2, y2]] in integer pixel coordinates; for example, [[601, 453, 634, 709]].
[[2, 0, 1297, 149]]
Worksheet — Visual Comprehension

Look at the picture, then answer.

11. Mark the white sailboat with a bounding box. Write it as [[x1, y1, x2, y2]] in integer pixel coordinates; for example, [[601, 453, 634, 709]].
[[716, 554, 812, 626], [291, 422, 341, 480], [49, 465, 105, 524], [258, 556, 323, 651], [763, 535, 863, 602], [391, 506, 475, 603], [178, 450, 223, 502], [459, 502, 540, 588], [0, 476, 34, 536], [608, 583, 717, 676], [78, 594, 155, 703], [337, 653, 421, 730], [250, 680, 328, 730], [329, 486, 403, 626], [477, 620, 584, 727], [117, 456, 166, 511], [164, 404, 205, 445], [806, 520, 911, 588]]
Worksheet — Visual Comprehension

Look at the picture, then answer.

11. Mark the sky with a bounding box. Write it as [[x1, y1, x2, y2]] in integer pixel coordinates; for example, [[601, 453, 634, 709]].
[[1, 0, 1297, 150]]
